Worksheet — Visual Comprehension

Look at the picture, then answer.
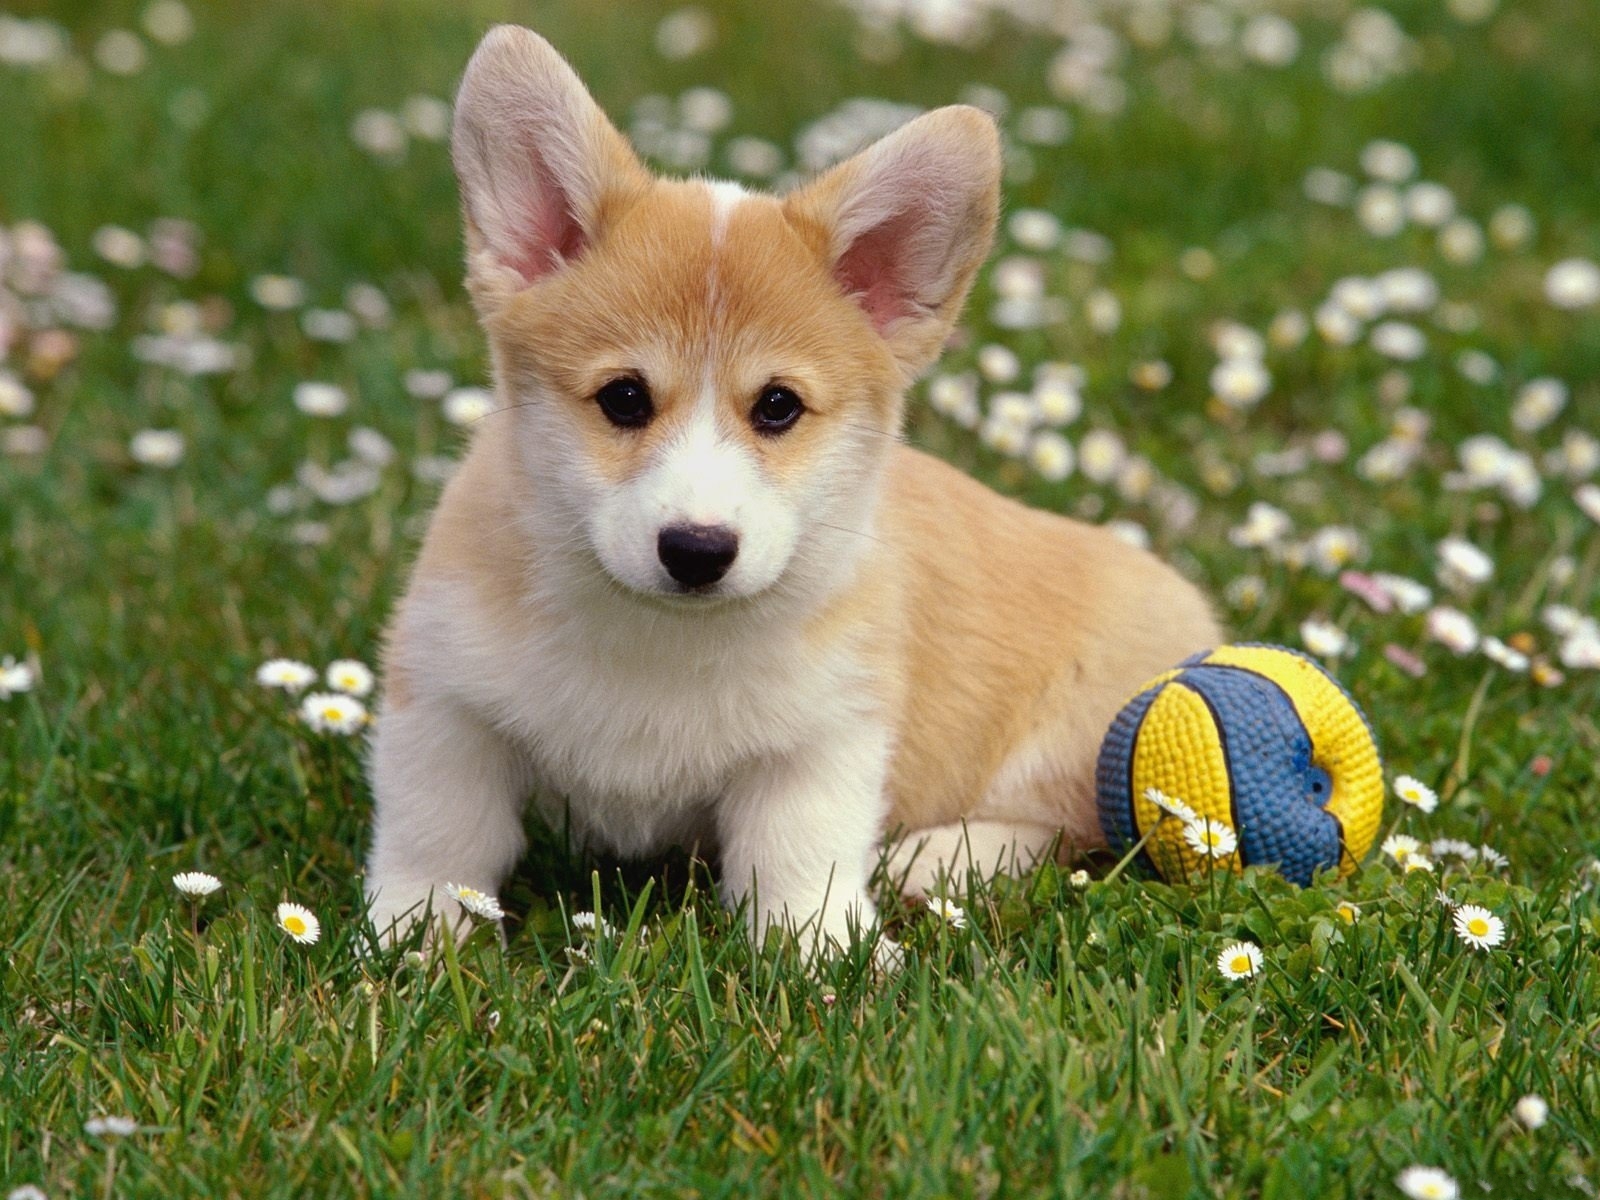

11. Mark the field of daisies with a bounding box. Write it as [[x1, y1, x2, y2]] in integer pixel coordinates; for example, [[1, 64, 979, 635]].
[[3, 0, 1599, 1195]]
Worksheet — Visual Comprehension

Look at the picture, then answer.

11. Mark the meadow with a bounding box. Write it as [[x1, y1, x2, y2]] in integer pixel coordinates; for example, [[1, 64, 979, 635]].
[[2, 0, 1599, 1195]]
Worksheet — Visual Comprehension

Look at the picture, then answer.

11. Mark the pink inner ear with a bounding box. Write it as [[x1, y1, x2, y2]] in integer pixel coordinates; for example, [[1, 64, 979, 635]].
[[834, 209, 921, 332], [504, 146, 588, 284]]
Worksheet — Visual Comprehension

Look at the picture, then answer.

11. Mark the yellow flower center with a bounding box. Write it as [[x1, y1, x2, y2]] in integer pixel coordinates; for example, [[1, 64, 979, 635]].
[[1230, 955, 1252, 974], [322, 707, 342, 720], [284, 916, 306, 936], [1468, 917, 1489, 937]]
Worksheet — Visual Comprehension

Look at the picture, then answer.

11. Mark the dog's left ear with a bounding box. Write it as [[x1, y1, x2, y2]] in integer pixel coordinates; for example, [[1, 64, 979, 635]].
[[784, 106, 1000, 385]]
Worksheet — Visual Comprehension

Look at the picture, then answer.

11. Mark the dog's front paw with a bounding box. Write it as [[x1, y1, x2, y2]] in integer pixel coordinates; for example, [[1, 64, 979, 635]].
[[364, 880, 478, 950], [787, 892, 894, 964]]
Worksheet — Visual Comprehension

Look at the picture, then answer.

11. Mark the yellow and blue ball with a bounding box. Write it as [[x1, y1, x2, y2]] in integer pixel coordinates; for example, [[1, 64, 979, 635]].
[[1095, 644, 1384, 885]]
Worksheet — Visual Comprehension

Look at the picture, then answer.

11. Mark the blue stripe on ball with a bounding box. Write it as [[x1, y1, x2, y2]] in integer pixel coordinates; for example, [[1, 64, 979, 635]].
[[1094, 680, 1162, 873], [1177, 665, 1344, 885], [1230, 642, 1382, 752]]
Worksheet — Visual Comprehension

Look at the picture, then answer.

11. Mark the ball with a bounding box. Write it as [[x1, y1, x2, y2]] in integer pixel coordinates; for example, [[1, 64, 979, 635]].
[[1095, 644, 1383, 885]]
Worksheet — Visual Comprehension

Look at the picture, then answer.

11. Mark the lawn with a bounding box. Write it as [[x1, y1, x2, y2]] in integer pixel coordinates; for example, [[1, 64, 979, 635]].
[[2, 0, 1599, 1195]]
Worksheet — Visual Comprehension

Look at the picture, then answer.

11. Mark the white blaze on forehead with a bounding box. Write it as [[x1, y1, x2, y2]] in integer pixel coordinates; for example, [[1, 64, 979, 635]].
[[706, 180, 750, 248], [703, 179, 750, 395]]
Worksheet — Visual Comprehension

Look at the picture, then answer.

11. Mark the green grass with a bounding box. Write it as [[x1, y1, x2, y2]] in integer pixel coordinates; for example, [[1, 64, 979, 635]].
[[3, 0, 1600, 1195]]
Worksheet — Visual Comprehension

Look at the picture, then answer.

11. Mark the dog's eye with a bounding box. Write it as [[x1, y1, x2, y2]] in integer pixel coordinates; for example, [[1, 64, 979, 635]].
[[595, 377, 652, 428], [751, 386, 803, 434]]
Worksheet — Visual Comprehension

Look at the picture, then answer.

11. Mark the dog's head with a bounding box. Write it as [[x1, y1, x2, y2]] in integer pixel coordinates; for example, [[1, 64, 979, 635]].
[[452, 25, 999, 605]]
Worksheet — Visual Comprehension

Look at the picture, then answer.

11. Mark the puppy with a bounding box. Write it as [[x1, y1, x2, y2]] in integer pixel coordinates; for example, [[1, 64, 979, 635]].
[[364, 25, 1219, 954]]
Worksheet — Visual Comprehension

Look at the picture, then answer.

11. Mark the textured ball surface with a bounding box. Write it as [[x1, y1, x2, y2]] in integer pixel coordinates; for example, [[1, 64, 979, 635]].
[[1096, 645, 1384, 885]]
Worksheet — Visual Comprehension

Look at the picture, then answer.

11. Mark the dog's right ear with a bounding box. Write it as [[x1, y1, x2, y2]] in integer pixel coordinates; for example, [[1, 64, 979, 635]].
[[452, 25, 649, 308]]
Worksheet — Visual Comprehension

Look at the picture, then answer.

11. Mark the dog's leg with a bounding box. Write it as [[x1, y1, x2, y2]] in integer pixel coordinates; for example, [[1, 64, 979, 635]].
[[716, 720, 891, 959], [883, 819, 1062, 898], [365, 699, 531, 945]]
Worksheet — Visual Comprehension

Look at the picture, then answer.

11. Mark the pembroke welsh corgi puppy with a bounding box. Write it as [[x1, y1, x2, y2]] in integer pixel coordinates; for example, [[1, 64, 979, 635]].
[[364, 24, 1220, 955]]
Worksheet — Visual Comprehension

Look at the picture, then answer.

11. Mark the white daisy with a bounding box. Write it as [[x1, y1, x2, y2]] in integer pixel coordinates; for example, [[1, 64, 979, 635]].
[[1360, 139, 1417, 182], [1370, 321, 1426, 361], [1477, 844, 1510, 870], [444, 883, 505, 921], [1396, 1166, 1459, 1200], [1381, 833, 1421, 864], [129, 428, 185, 468], [1513, 1094, 1548, 1130], [1512, 378, 1568, 433], [1209, 357, 1271, 408], [0, 656, 34, 700], [1437, 218, 1484, 265], [1403, 854, 1436, 875], [1489, 204, 1534, 248], [325, 659, 374, 697], [172, 871, 222, 898], [1425, 607, 1480, 655], [1144, 787, 1198, 824], [1300, 619, 1350, 659], [1229, 501, 1293, 549], [976, 343, 1020, 384], [0, 371, 34, 418], [1307, 526, 1365, 574], [1392, 775, 1438, 814], [443, 386, 495, 425], [250, 274, 307, 310], [1436, 537, 1493, 591], [1544, 258, 1600, 309], [1371, 573, 1432, 614], [84, 1115, 138, 1137], [94, 30, 146, 75], [1576, 483, 1600, 525], [1315, 301, 1362, 345], [1077, 430, 1127, 485], [301, 309, 357, 343], [1356, 185, 1406, 237], [293, 381, 349, 418], [1452, 903, 1505, 951], [276, 901, 321, 945], [1215, 941, 1263, 981], [1032, 377, 1083, 424], [1482, 637, 1530, 672], [142, 0, 195, 45], [1183, 817, 1238, 858], [298, 692, 369, 735], [926, 896, 968, 930], [350, 108, 406, 158], [569, 911, 617, 939], [256, 658, 316, 693], [1027, 431, 1074, 482], [1268, 310, 1309, 348]]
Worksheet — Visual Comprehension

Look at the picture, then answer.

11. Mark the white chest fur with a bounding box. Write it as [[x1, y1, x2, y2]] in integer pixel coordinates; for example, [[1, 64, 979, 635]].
[[400, 577, 871, 857]]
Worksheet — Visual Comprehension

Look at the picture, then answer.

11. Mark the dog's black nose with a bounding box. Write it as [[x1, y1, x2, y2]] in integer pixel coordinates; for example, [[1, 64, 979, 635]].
[[657, 524, 739, 588]]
